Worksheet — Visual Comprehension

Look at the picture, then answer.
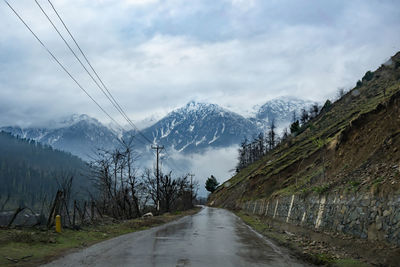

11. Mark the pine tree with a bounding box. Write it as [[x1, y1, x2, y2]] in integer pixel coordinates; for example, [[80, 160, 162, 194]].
[[205, 175, 219, 193]]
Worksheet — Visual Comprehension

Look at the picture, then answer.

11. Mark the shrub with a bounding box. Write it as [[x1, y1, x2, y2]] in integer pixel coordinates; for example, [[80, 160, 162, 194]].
[[362, 71, 374, 82]]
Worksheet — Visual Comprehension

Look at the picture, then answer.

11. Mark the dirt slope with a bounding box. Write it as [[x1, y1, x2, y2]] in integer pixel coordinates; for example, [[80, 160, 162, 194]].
[[210, 51, 400, 208]]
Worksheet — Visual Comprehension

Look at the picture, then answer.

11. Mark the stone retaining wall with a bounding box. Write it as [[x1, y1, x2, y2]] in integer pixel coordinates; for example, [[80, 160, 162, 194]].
[[240, 193, 400, 246]]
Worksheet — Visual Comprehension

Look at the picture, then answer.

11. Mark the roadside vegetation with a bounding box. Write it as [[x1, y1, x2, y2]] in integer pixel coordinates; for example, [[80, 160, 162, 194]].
[[0, 135, 200, 227], [0, 129, 202, 265], [0, 207, 200, 267]]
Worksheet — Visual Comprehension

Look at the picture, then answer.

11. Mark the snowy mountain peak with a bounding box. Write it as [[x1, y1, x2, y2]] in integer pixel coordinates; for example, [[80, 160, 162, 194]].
[[56, 114, 103, 128], [255, 96, 316, 124], [186, 100, 198, 107], [133, 101, 258, 153], [177, 101, 220, 114]]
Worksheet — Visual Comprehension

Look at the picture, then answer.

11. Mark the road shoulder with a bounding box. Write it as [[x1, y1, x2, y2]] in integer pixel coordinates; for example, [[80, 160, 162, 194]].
[[235, 210, 400, 267]]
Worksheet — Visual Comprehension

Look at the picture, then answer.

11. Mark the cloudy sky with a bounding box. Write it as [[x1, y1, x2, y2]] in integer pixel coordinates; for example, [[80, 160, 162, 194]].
[[1, 0, 400, 127]]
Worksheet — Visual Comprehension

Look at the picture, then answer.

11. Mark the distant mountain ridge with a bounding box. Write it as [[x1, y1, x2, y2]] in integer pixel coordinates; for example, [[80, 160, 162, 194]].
[[1, 97, 313, 159], [255, 97, 315, 124], [1, 114, 119, 160], [245, 97, 316, 134]]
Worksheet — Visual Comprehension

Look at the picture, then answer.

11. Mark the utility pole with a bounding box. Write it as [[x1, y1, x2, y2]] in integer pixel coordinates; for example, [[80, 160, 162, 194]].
[[151, 145, 164, 211], [188, 173, 195, 207]]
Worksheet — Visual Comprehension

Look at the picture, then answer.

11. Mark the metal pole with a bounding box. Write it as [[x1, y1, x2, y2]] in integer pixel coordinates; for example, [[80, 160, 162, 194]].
[[151, 145, 164, 211], [188, 173, 195, 207]]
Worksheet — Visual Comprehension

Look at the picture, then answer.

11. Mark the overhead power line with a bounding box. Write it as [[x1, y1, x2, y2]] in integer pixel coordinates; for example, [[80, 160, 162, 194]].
[[5, 0, 154, 152], [3, 0, 124, 131], [45, 0, 154, 146], [34, 0, 150, 145], [163, 147, 188, 174], [6, 0, 186, 174], [34, 0, 136, 136]]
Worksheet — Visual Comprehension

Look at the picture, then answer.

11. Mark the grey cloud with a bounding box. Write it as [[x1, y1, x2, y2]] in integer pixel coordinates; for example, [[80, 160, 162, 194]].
[[166, 146, 239, 197], [0, 0, 400, 126]]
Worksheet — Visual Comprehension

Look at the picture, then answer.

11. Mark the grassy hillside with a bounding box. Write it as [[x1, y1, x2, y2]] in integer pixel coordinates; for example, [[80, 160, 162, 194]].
[[210, 52, 400, 207], [0, 132, 91, 210]]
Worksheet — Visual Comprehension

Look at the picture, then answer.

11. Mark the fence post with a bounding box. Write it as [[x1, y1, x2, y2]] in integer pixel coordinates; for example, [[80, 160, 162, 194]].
[[55, 215, 62, 233]]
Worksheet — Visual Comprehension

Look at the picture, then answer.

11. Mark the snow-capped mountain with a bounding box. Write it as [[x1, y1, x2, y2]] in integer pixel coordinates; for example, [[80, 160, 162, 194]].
[[125, 101, 260, 153], [252, 96, 316, 131], [1, 98, 315, 160], [134, 113, 165, 130], [1, 114, 119, 160]]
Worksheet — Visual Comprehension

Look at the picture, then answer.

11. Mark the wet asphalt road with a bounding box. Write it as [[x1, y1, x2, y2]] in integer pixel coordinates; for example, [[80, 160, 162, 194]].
[[43, 207, 308, 267]]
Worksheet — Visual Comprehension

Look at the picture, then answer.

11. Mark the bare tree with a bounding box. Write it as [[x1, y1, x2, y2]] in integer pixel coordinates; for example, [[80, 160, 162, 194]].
[[282, 128, 289, 141], [56, 172, 74, 226], [143, 168, 158, 210], [0, 192, 10, 211], [257, 133, 265, 158], [300, 108, 309, 125], [89, 138, 145, 219], [267, 119, 276, 150], [236, 139, 248, 171], [159, 172, 178, 212]]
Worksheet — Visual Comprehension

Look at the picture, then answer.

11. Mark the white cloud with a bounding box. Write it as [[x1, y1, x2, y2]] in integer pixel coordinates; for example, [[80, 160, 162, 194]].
[[0, 0, 399, 127], [229, 0, 256, 10], [164, 146, 239, 197], [1, 0, 399, 192], [124, 0, 158, 5]]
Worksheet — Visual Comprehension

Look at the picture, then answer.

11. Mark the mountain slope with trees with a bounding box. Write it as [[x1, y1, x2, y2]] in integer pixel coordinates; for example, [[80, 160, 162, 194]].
[[0, 114, 120, 161], [0, 131, 90, 210], [210, 51, 400, 208]]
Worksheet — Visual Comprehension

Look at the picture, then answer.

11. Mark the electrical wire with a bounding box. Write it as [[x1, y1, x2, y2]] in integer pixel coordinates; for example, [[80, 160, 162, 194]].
[[6, 0, 184, 174], [35, 0, 153, 146], [163, 147, 188, 174], [46, 0, 154, 145], [43, 0, 164, 160], [3, 0, 125, 131]]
